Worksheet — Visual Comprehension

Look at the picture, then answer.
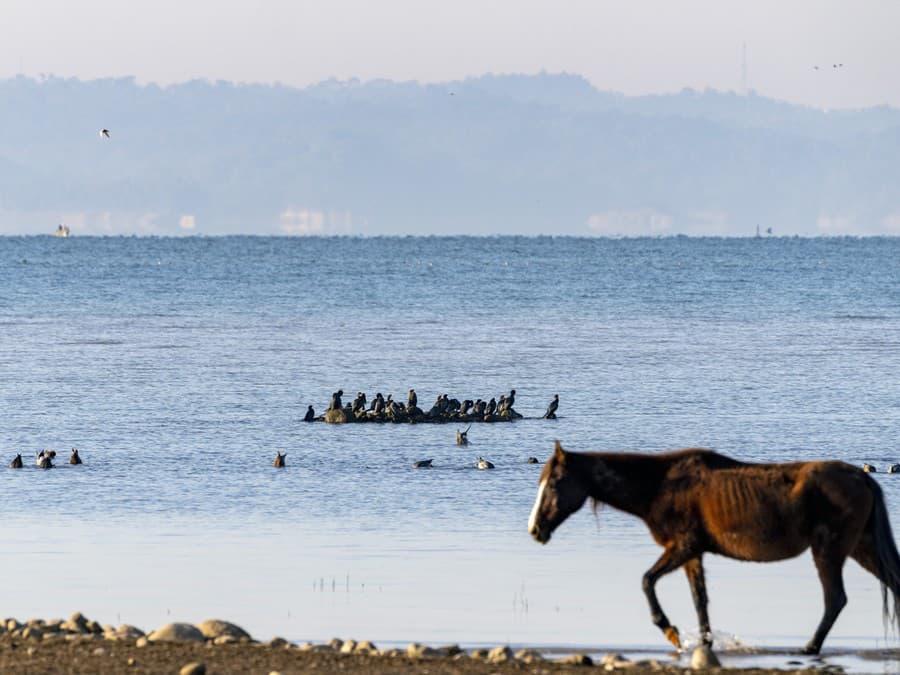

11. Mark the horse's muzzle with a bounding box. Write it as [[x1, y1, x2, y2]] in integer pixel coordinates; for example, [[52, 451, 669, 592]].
[[529, 525, 550, 544]]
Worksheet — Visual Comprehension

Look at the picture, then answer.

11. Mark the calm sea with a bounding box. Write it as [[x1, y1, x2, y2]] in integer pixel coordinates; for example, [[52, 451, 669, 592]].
[[2, 236, 900, 666]]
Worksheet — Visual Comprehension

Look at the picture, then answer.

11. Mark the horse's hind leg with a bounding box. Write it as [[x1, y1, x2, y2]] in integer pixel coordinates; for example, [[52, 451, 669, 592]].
[[684, 557, 712, 646], [803, 540, 848, 655], [642, 545, 693, 649]]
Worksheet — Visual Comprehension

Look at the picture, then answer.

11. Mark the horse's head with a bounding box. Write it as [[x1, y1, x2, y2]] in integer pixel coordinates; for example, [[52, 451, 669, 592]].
[[528, 440, 590, 544]]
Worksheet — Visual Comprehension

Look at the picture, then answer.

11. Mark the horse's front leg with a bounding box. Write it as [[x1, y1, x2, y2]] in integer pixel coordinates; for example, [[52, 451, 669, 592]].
[[683, 557, 712, 646], [642, 545, 692, 649]]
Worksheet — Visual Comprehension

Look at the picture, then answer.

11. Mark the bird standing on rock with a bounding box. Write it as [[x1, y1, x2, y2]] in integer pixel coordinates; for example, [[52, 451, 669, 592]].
[[543, 394, 559, 419]]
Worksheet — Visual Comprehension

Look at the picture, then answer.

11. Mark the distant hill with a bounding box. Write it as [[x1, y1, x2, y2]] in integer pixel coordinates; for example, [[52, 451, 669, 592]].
[[1, 73, 898, 236]]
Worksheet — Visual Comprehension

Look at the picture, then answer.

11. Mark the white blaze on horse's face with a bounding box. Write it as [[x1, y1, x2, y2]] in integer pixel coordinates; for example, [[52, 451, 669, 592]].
[[528, 478, 549, 542]]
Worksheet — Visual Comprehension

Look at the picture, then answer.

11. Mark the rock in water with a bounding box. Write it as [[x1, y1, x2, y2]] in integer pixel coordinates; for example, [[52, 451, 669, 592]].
[[325, 408, 349, 424]]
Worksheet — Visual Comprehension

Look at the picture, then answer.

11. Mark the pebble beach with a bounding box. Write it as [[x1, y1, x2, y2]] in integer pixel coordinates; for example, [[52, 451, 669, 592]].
[[5, 611, 896, 674]]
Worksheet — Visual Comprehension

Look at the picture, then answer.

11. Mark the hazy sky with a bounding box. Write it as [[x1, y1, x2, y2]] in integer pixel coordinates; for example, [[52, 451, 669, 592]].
[[2, 0, 899, 110]]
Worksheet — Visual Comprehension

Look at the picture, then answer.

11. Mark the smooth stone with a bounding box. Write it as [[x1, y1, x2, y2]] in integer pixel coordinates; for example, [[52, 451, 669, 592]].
[[470, 648, 488, 660], [5, 619, 21, 632], [487, 645, 513, 663], [195, 619, 251, 641], [21, 627, 44, 640], [327, 637, 344, 650], [111, 625, 146, 640], [69, 612, 88, 627], [515, 648, 544, 662], [60, 620, 88, 634], [213, 635, 238, 645], [148, 622, 206, 643], [136, 636, 150, 648], [355, 640, 378, 654], [407, 642, 440, 658], [601, 653, 628, 664], [559, 653, 593, 665], [86, 620, 103, 634], [435, 644, 462, 656], [179, 663, 206, 675], [691, 645, 721, 669], [268, 637, 289, 648], [339, 639, 357, 653]]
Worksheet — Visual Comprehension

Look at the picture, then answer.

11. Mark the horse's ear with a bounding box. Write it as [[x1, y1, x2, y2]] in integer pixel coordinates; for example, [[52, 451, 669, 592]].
[[554, 440, 566, 462]]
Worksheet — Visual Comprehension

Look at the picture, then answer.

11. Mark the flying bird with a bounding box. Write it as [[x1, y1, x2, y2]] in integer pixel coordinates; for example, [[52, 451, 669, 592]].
[[100, 129, 110, 138]]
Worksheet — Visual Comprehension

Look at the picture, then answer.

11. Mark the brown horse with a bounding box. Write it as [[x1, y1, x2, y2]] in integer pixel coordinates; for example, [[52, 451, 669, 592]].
[[528, 441, 900, 654]]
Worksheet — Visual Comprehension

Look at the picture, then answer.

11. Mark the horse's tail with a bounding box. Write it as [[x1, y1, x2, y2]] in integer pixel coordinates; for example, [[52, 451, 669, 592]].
[[865, 477, 900, 631]]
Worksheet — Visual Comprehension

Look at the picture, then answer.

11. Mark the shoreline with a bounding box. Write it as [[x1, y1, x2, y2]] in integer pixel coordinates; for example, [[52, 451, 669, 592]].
[[2, 613, 897, 674]]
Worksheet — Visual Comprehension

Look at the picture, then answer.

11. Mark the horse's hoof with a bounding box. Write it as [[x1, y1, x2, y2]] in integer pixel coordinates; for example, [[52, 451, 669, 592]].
[[664, 626, 681, 649], [690, 645, 720, 668]]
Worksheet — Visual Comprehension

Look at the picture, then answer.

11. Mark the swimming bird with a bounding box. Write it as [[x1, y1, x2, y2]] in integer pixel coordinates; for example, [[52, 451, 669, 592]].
[[9, 454, 22, 469], [68, 448, 82, 465], [304, 405, 316, 422], [413, 459, 433, 468], [456, 425, 470, 446], [36, 450, 55, 469], [527, 457, 539, 464], [476, 457, 494, 470], [274, 451, 287, 468], [863, 463, 877, 473], [889, 464, 900, 474], [543, 394, 559, 419], [408, 389, 417, 408], [100, 129, 110, 138]]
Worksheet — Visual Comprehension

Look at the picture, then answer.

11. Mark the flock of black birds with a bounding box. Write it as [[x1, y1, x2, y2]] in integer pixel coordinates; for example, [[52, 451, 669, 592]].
[[277, 389, 561, 471], [304, 389, 559, 424]]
